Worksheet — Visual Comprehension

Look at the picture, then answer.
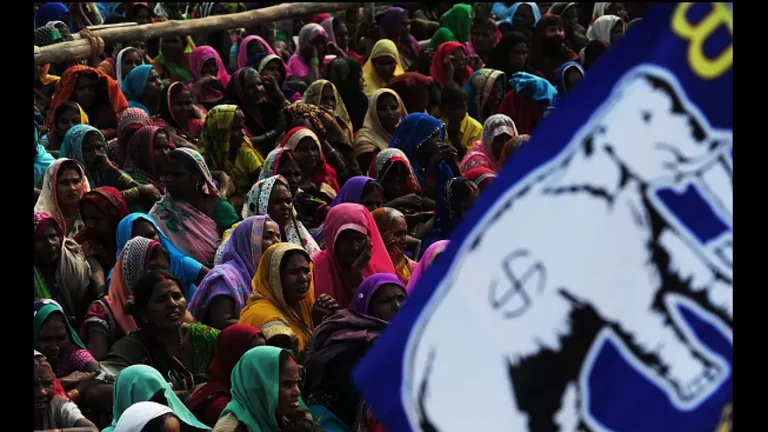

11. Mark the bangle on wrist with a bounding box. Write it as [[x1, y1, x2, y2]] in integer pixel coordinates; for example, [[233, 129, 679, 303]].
[[310, 57, 320, 66], [67, 389, 80, 401]]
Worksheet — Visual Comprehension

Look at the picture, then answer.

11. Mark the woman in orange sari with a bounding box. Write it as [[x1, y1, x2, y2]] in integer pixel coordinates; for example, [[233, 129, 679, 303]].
[[46, 65, 129, 140]]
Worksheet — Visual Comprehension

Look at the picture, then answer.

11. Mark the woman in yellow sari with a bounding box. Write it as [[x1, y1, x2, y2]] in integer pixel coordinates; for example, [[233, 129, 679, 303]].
[[238, 243, 328, 353], [302, 79, 354, 143], [353, 88, 407, 172], [198, 105, 265, 204], [362, 39, 405, 97]]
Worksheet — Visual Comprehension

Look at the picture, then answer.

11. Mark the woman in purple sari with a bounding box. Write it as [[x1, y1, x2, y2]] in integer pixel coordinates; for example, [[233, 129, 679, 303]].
[[329, 176, 384, 212], [312, 176, 384, 249], [187, 215, 281, 329]]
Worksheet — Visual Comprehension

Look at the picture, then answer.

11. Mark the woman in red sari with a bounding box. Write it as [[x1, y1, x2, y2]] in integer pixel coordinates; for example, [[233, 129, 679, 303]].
[[46, 65, 129, 140], [153, 81, 206, 148], [73, 186, 130, 289], [278, 126, 340, 201], [429, 41, 474, 90]]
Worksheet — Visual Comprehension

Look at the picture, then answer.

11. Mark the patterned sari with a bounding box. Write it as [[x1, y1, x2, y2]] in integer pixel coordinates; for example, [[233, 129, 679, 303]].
[[464, 69, 507, 124], [73, 186, 130, 272], [459, 114, 518, 174], [149, 148, 223, 266], [81, 238, 160, 348], [123, 125, 170, 190], [302, 80, 354, 142], [369, 148, 421, 200], [242, 175, 321, 256], [198, 105, 264, 195]]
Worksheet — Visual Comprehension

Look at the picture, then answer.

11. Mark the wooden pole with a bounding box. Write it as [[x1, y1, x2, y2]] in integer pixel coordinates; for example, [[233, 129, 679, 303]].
[[35, 2, 359, 66]]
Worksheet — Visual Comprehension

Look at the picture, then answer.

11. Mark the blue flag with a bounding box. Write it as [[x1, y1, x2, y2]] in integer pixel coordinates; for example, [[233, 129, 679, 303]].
[[354, 3, 732, 431]]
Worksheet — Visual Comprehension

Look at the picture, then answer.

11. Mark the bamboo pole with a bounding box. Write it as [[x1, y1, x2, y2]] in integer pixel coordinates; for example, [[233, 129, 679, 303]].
[[35, 2, 359, 66], [82, 22, 139, 33]]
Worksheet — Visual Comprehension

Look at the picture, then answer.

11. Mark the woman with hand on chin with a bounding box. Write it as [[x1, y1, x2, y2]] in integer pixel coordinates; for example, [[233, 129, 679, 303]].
[[311, 203, 396, 309], [58, 125, 161, 207], [154, 82, 207, 149], [188, 46, 232, 111], [223, 66, 288, 157], [286, 24, 329, 85]]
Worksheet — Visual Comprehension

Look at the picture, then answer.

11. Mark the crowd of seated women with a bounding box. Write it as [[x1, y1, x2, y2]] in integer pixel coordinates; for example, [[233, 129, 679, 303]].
[[34, 2, 643, 430]]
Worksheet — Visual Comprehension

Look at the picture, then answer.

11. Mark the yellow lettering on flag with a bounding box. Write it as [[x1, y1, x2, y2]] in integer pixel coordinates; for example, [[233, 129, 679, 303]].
[[671, 3, 732, 79]]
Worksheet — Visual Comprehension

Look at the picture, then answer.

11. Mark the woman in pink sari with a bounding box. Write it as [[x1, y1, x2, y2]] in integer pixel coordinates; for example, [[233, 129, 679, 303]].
[[286, 23, 328, 83], [188, 46, 231, 110], [459, 114, 519, 174], [405, 240, 450, 293], [149, 148, 239, 266], [237, 35, 275, 70], [311, 203, 395, 308]]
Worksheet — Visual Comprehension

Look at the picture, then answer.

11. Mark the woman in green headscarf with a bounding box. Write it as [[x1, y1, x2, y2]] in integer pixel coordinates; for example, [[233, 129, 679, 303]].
[[34, 299, 99, 385], [428, 3, 473, 49], [215, 346, 312, 431], [151, 36, 197, 84], [103, 364, 211, 432]]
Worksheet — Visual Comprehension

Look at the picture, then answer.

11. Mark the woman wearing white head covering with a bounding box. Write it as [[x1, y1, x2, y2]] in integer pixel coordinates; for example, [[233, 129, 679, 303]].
[[116, 47, 146, 87], [592, 2, 610, 21], [114, 401, 185, 432], [586, 15, 624, 45]]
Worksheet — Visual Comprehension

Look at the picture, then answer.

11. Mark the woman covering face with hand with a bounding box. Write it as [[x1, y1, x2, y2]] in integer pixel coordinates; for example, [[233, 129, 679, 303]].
[[188, 46, 232, 110], [286, 23, 329, 84], [311, 203, 396, 309]]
